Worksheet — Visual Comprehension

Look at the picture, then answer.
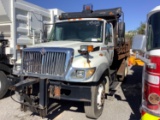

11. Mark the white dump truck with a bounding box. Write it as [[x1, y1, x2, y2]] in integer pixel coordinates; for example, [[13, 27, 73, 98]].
[[11, 4, 130, 119], [0, 0, 63, 98]]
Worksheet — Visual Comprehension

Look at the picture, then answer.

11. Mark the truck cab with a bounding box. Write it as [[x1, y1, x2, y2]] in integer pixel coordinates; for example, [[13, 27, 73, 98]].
[[12, 5, 129, 119]]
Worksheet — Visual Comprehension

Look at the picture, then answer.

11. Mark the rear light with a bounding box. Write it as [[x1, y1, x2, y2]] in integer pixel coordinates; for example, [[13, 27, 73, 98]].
[[148, 93, 160, 105], [148, 93, 160, 110], [142, 55, 160, 116]]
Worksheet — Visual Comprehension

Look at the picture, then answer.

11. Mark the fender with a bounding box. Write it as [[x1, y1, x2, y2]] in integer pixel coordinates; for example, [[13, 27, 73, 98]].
[[92, 62, 110, 82], [87, 50, 111, 83]]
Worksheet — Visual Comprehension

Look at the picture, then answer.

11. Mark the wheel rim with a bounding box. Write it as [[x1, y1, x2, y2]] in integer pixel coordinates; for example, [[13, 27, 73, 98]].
[[97, 84, 105, 110]]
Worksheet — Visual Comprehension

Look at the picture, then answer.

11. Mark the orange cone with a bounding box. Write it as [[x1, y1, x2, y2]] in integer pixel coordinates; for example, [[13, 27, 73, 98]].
[[128, 59, 131, 66]]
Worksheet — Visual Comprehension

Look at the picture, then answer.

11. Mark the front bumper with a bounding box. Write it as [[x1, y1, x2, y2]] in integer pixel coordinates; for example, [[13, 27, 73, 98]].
[[12, 78, 92, 102], [49, 81, 91, 102], [141, 110, 160, 120]]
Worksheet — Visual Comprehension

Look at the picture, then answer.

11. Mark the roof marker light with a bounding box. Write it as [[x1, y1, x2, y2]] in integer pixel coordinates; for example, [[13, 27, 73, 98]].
[[83, 4, 93, 12]]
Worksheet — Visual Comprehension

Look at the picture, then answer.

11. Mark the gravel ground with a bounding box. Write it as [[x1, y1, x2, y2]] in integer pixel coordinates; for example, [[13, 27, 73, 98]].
[[0, 66, 142, 120]]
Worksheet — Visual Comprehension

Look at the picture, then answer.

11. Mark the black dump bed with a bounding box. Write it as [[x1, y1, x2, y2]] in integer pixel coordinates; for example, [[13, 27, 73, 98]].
[[59, 7, 122, 20]]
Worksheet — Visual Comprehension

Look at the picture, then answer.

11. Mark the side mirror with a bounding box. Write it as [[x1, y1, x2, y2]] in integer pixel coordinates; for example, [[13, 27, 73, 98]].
[[132, 35, 146, 53], [118, 22, 125, 38]]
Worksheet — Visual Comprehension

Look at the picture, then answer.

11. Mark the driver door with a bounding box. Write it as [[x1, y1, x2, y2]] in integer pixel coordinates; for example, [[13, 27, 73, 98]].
[[105, 23, 114, 64]]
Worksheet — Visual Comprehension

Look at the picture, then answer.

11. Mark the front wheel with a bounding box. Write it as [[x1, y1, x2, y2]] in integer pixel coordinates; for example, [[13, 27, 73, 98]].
[[0, 71, 9, 99], [84, 80, 105, 119]]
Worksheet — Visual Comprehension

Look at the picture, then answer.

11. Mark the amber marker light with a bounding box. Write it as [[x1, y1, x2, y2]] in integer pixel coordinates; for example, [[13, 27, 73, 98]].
[[87, 45, 93, 52], [85, 68, 96, 79], [109, 11, 114, 15], [86, 6, 91, 10]]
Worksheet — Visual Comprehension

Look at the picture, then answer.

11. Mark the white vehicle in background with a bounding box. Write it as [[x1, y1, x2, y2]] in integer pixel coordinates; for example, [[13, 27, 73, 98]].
[[0, 0, 63, 98]]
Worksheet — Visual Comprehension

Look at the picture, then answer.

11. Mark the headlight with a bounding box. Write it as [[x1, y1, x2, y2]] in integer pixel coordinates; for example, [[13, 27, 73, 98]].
[[70, 67, 96, 80], [71, 70, 85, 79]]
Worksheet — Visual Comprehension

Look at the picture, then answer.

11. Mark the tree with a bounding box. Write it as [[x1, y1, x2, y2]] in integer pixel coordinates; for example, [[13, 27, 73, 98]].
[[125, 22, 146, 42], [137, 22, 146, 34], [125, 30, 137, 41]]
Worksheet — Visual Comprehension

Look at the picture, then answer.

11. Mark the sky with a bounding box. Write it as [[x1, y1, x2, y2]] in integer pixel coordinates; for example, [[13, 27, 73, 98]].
[[26, 0, 160, 32]]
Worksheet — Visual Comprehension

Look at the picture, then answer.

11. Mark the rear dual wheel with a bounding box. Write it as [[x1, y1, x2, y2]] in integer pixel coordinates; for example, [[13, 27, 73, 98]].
[[84, 80, 105, 119]]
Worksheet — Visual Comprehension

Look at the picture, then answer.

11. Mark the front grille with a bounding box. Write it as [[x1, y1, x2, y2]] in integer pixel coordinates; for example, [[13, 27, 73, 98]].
[[23, 48, 73, 77]]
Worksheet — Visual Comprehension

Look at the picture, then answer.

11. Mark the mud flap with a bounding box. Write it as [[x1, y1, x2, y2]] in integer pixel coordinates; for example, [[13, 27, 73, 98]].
[[117, 59, 126, 81], [117, 59, 125, 76]]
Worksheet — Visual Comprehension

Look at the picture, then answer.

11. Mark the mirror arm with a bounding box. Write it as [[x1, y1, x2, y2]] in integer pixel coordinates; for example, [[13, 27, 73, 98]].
[[136, 53, 156, 69], [121, 11, 124, 22]]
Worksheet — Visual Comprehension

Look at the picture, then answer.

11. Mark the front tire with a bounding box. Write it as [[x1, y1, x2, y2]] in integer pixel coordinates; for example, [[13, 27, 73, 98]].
[[84, 80, 105, 119], [0, 71, 9, 99]]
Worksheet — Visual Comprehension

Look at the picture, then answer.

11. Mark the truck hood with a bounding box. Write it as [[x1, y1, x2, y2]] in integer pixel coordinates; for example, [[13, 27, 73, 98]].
[[29, 41, 103, 56]]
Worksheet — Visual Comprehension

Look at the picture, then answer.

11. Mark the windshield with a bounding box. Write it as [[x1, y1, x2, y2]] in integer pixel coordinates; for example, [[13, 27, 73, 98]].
[[147, 12, 160, 50], [48, 20, 103, 42]]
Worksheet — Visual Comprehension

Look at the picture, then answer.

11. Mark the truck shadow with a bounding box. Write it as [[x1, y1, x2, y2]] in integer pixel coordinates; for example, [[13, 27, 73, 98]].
[[115, 66, 143, 120], [31, 99, 85, 120], [47, 100, 84, 120]]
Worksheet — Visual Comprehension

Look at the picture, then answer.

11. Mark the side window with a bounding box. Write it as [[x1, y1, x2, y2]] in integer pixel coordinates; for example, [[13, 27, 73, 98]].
[[147, 24, 153, 50], [105, 23, 113, 44]]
